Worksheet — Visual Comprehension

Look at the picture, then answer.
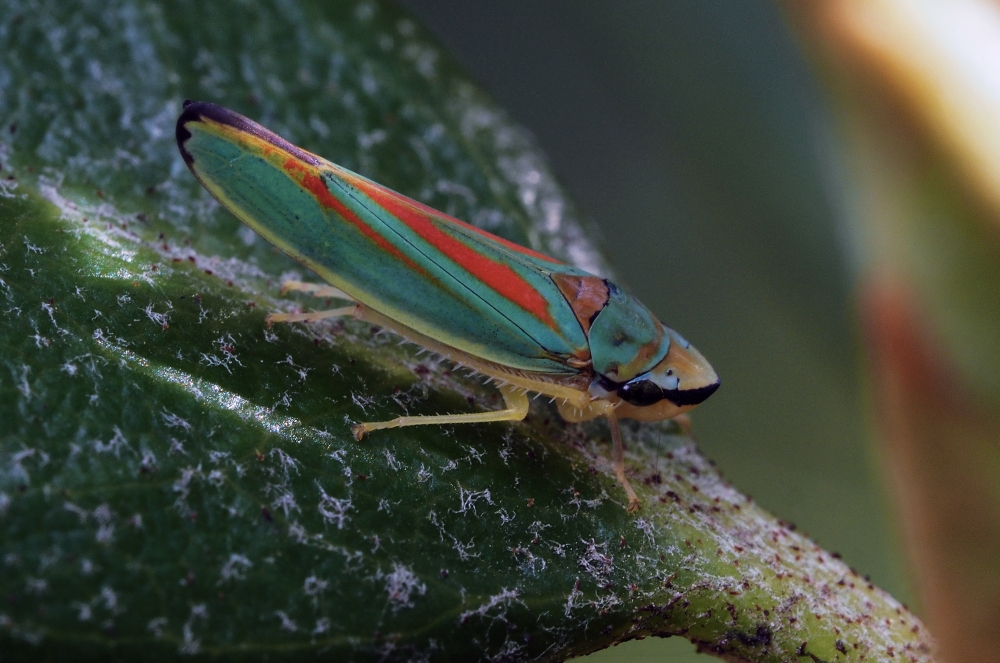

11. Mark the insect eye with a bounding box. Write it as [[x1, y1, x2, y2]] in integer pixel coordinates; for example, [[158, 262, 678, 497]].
[[618, 379, 664, 407]]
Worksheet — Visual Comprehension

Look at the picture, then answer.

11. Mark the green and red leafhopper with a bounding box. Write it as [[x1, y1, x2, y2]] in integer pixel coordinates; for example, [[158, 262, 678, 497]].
[[176, 101, 719, 511]]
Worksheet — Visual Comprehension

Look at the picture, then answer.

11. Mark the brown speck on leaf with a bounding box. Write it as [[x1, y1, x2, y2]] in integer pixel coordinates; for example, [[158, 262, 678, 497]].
[[526, 498, 534, 507]]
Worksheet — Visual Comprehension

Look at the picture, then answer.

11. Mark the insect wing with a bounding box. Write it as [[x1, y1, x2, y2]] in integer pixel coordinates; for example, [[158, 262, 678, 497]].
[[177, 102, 592, 373]]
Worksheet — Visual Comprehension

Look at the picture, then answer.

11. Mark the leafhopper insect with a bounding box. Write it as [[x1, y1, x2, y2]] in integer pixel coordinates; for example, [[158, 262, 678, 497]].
[[176, 101, 719, 511]]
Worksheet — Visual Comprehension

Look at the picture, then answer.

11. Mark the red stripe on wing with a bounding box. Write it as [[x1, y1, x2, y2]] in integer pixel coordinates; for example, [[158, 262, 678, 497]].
[[358, 176, 562, 265], [354, 178, 560, 330], [282, 158, 425, 274]]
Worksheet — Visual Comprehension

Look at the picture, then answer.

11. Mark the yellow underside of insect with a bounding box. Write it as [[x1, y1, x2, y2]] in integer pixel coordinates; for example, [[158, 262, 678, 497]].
[[268, 280, 678, 512]]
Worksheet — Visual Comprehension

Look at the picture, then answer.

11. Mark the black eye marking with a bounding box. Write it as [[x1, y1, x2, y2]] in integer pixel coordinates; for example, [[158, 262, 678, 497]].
[[662, 381, 721, 406], [618, 379, 664, 407], [612, 374, 721, 408]]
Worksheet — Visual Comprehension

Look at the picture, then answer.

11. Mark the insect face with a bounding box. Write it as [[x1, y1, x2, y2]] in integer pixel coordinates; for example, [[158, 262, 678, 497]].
[[606, 328, 719, 422]]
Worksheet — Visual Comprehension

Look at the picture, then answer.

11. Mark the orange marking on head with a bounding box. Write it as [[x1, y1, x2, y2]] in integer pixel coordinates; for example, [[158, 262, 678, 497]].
[[551, 273, 609, 335], [353, 178, 559, 329], [281, 158, 425, 274]]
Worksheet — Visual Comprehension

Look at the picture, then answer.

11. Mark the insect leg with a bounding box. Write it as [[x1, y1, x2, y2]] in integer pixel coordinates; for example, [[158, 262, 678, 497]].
[[352, 384, 529, 441], [266, 306, 357, 326], [606, 413, 641, 513], [279, 280, 354, 301]]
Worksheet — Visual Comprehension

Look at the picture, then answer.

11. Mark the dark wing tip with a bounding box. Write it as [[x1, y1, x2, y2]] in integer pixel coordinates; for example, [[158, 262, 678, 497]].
[[177, 101, 253, 165], [175, 99, 212, 166], [175, 100, 321, 169]]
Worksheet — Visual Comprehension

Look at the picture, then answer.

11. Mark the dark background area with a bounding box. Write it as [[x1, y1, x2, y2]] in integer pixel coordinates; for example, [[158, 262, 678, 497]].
[[399, 2, 910, 660]]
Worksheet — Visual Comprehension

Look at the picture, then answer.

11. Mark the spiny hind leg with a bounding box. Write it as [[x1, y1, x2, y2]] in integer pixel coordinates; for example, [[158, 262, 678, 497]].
[[352, 384, 529, 441]]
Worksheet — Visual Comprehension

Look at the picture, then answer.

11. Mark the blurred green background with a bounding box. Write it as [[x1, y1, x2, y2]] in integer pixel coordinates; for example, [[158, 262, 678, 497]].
[[400, 2, 911, 660]]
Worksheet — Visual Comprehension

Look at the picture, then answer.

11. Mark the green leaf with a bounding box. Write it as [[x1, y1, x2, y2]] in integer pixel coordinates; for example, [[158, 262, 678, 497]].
[[0, 1, 935, 661]]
